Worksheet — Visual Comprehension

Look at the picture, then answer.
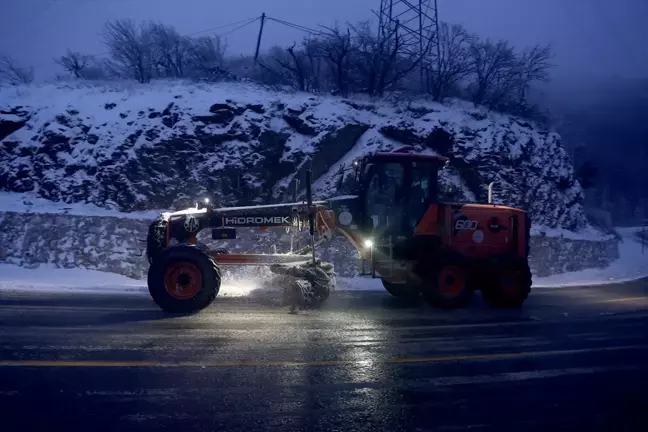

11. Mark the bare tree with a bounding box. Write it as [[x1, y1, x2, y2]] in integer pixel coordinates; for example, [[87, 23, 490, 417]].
[[187, 36, 229, 80], [467, 39, 517, 107], [317, 25, 353, 96], [272, 42, 311, 92], [426, 22, 475, 101], [511, 44, 552, 104], [102, 19, 155, 83], [302, 38, 325, 92], [259, 41, 317, 91], [99, 58, 124, 79], [253, 46, 293, 87], [349, 20, 430, 96], [80, 58, 115, 80], [55, 50, 92, 79], [0, 54, 34, 85], [149, 23, 191, 78]]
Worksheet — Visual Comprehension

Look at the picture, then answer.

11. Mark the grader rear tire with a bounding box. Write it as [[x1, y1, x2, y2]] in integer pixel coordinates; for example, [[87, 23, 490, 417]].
[[421, 261, 474, 309], [148, 245, 221, 313], [482, 261, 532, 308]]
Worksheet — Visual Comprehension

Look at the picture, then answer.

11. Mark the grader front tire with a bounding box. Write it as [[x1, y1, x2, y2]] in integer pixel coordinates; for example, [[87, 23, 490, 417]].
[[148, 245, 221, 313]]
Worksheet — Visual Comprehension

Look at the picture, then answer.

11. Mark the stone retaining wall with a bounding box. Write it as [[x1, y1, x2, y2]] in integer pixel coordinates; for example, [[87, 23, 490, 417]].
[[529, 235, 619, 277], [0, 211, 619, 281]]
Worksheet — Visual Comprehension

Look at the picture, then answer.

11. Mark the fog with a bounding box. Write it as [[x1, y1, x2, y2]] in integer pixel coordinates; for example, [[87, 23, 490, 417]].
[[2, 0, 647, 91]]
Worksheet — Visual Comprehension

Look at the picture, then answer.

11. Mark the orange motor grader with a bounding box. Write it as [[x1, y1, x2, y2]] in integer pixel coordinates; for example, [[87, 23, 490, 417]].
[[145, 146, 531, 313]]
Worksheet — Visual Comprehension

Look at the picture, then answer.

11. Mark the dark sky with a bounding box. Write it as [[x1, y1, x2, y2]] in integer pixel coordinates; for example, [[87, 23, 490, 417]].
[[2, 0, 647, 87]]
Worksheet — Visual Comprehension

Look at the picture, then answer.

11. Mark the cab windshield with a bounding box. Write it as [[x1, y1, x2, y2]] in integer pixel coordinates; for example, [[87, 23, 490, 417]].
[[363, 158, 440, 236]]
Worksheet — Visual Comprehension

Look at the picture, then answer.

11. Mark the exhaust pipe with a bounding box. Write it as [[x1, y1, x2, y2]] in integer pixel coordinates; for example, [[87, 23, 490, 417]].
[[488, 182, 495, 204]]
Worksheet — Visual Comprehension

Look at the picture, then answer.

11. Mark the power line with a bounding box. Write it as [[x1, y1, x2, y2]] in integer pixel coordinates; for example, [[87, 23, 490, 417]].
[[218, 17, 260, 38], [184, 16, 259, 38], [31, 16, 260, 70], [266, 17, 325, 36]]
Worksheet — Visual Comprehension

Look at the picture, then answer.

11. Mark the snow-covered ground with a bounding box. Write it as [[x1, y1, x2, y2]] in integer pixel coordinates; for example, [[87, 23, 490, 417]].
[[0, 227, 646, 297], [0, 264, 147, 295]]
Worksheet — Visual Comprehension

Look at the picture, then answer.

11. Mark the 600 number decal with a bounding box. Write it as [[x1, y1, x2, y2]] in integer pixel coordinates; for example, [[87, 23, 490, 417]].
[[454, 219, 478, 230]]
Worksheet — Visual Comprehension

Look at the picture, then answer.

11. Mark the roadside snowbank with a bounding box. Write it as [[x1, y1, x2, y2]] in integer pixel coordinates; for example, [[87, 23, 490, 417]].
[[0, 263, 146, 295]]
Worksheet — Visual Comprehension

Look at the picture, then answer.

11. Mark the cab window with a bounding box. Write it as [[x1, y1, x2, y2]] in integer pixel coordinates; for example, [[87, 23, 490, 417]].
[[364, 162, 405, 231]]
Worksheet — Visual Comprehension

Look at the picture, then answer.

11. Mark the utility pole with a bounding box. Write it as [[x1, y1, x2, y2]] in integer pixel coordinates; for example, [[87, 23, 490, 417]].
[[254, 13, 266, 65]]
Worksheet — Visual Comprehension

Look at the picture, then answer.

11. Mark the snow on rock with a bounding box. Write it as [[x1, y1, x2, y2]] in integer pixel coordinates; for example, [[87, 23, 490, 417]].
[[1, 80, 587, 232], [0, 107, 28, 143]]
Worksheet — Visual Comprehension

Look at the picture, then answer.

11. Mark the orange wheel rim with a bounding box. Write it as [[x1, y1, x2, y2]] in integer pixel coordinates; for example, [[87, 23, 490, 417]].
[[163, 262, 202, 299], [438, 266, 467, 298]]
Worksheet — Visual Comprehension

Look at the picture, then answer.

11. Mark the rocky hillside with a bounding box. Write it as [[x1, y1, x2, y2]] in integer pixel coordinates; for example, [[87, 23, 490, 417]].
[[1, 80, 586, 232]]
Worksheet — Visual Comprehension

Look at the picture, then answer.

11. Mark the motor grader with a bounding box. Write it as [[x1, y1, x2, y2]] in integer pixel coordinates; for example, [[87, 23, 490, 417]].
[[145, 146, 532, 313]]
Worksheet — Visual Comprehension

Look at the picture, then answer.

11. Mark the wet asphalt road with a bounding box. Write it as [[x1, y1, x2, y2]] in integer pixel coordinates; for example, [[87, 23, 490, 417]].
[[1, 281, 647, 432]]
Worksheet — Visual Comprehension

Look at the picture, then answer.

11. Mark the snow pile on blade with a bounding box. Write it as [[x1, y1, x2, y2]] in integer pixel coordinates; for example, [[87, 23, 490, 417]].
[[269, 260, 336, 311]]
